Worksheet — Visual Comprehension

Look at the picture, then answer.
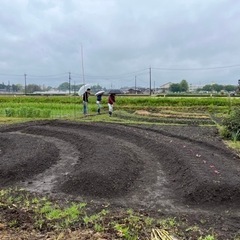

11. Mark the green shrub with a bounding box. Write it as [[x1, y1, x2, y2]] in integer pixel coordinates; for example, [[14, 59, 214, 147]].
[[222, 107, 240, 141]]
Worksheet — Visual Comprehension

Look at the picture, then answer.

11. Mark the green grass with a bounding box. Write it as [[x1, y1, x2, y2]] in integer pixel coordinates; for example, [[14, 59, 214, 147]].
[[0, 95, 236, 127], [0, 95, 239, 120]]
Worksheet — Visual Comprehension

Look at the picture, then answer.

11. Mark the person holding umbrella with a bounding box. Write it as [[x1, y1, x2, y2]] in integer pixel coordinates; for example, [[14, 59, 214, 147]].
[[108, 93, 115, 116], [95, 90, 104, 114], [82, 88, 91, 115]]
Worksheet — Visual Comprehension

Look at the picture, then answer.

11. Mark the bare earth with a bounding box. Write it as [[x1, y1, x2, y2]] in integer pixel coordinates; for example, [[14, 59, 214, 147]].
[[0, 120, 240, 238]]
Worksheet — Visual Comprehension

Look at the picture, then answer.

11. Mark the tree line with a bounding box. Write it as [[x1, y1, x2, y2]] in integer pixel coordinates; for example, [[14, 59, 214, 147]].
[[0, 82, 105, 94], [169, 80, 237, 93], [0, 80, 237, 94]]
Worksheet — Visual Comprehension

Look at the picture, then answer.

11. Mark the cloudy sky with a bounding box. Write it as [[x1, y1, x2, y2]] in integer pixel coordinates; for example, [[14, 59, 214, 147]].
[[0, 0, 240, 89]]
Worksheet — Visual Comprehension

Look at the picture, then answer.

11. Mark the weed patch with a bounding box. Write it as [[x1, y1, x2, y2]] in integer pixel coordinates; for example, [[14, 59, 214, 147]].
[[0, 188, 226, 239]]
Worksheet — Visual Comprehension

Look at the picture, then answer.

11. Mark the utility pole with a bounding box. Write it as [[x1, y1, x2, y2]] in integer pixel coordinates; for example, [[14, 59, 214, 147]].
[[24, 73, 27, 95], [149, 67, 152, 96], [81, 44, 85, 85], [135, 75, 137, 94], [68, 72, 71, 95], [8, 81, 10, 92]]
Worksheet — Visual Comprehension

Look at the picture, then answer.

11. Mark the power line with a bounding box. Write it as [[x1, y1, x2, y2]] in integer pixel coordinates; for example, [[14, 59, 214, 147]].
[[0, 73, 24, 77], [0, 63, 239, 87], [0, 72, 68, 78], [27, 73, 68, 78], [152, 64, 240, 71], [71, 68, 148, 79]]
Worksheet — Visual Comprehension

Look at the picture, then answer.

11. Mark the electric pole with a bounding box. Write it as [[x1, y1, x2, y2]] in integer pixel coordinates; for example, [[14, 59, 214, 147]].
[[69, 72, 71, 95], [135, 75, 137, 94], [24, 73, 27, 95], [81, 44, 85, 85], [149, 67, 152, 96]]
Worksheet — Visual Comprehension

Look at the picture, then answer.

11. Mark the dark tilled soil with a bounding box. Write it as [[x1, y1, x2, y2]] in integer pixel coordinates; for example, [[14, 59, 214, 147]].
[[0, 120, 240, 238]]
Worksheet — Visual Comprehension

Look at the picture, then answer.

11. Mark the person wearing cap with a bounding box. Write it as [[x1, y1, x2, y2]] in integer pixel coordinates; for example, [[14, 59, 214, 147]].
[[83, 88, 91, 115]]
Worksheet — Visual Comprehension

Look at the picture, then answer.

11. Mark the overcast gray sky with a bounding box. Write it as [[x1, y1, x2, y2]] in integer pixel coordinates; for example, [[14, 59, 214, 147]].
[[0, 0, 240, 88]]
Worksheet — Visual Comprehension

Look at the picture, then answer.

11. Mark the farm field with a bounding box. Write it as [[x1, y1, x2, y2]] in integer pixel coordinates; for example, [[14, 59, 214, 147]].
[[0, 95, 240, 239]]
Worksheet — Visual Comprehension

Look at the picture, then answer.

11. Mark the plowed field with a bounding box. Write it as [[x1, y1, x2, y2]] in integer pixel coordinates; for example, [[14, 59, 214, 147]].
[[0, 120, 240, 238]]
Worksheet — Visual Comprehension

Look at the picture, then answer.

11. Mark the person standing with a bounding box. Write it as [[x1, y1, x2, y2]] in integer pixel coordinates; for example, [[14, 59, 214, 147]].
[[108, 93, 115, 116], [83, 88, 91, 115], [96, 93, 103, 114]]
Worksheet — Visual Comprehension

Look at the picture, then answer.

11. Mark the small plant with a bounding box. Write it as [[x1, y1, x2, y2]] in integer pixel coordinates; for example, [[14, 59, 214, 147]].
[[198, 235, 216, 240], [157, 217, 177, 229], [34, 219, 45, 229], [8, 220, 18, 228], [83, 213, 102, 227], [186, 225, 200, 232], [94, 223, 104, 232], [232, 129, 240, 142], [114, 223, 137, 240], [35, 201, 87, 229], [144, 217, 154, 226]]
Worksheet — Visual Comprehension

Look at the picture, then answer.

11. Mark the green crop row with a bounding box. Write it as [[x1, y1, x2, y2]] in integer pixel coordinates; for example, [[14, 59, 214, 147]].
[[0, 95, 239, 106], [114, 96, 240, 107], [0, 95, 239, 119]]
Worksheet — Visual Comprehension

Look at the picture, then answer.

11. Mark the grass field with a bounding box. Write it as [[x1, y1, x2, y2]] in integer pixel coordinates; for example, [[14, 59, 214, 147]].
[[0, 95, 239, 121]]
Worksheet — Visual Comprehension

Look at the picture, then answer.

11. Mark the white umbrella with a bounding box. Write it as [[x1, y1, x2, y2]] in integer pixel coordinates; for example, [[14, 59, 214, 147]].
[[95, 90, 105, 96], [78, 84, 92, 96]]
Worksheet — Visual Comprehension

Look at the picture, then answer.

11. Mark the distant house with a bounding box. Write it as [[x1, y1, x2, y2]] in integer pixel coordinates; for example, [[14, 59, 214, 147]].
[[127, 88, 142, 94], [159, 82, 172, 93], [189, 84, 204, 92]]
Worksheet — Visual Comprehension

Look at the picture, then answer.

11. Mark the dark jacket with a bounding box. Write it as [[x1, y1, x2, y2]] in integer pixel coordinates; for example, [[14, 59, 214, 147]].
[[83, 91, 89, 102], [97, 94, 102, 101], [108, 94, 115, 104]]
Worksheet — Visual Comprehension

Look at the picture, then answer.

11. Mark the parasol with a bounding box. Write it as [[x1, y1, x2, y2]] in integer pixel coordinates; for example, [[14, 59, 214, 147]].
[[78, 84, 92, 96], [95, 90, 105, 96]]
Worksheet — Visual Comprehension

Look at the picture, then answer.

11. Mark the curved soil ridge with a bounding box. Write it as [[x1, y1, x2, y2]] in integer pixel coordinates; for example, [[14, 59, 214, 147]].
[[0, 132, 59, 187], [0, 120, 240, 208]]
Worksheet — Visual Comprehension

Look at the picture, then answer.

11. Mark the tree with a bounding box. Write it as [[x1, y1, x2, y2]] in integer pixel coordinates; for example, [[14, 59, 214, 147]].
[[201, 85, 212, 92], [169, 83, 181, 92], [199, 84, 236, 93], [26, 84, 41, 93], [90, 84, 104, 92], [58, 82, 69, 91], [0, 83, 6, 89], [179, 79, 189, 92], [212, 84, 224, 92], [14, 84, 23, 92], [224, 85, 237, 92], [71, 84, 81, 93]]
